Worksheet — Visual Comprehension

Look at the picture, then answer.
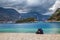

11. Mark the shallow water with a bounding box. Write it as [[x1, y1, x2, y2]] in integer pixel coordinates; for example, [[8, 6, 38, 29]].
[[0, 22, 60, 34]]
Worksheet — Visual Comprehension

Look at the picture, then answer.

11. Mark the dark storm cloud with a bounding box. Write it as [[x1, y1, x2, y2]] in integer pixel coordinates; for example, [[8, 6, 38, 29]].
[[0, 0, 56, 14]]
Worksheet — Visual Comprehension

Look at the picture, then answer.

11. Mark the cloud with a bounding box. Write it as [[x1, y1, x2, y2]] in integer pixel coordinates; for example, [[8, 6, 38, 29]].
[[44, 0, 60, 15], [17, 8, 31, 13], [42, 11, 54, 15], [0, 0, 56, 14], [0, 0, 26, 7], [49, 0, 60, 11], [0, 0, 56, 8], [26, 0, 41, 6]]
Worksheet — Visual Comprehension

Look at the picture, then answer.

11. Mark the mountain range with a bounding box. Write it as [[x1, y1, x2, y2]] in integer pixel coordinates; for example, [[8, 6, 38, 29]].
[[0, 7, 50, 21], [0, 7, 20, 21], [20, 10, 50, 21]]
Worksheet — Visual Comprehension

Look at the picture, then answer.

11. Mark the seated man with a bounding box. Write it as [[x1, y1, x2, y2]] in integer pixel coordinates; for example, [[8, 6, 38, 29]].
[[36, 28, 44, 34]]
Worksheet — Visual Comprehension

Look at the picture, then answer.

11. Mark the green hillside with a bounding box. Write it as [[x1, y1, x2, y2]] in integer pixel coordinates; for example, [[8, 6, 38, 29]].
[[48, 8, 60, 21]]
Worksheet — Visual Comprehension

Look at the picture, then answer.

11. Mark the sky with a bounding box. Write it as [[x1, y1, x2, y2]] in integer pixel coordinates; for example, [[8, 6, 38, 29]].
[[50, 0, 60, 11], [43, 0, 60, 15], [0, 0, 60, 15]]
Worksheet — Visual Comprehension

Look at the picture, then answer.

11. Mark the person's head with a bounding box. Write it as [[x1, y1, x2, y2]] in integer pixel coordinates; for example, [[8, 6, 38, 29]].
[[38, 28, 42, 31]]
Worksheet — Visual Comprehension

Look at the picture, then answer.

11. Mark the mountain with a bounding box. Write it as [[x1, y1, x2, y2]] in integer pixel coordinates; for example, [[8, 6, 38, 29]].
[[0, 7, 20, 21], [20, 10, 50, 21], [48, 8, 60, 21], [0, 7, 50, 22]]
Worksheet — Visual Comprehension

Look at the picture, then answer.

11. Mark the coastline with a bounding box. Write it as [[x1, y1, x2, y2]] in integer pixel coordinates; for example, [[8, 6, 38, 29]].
[[0, 33, 60, 40], [45, 21, 60, 22]]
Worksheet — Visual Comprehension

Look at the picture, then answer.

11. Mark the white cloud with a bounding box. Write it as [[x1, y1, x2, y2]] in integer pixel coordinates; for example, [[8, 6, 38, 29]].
[[26, 0, 41, 6], [17, 9, 31, 13], [49, 0, 60, 11], [3, 6, 30, 13], [42, 11, 54, 15], [44, 0, 60, 15]]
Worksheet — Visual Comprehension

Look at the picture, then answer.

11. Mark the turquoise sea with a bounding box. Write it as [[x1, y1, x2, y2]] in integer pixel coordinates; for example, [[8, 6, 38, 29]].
[[0, 22, 60, 34]]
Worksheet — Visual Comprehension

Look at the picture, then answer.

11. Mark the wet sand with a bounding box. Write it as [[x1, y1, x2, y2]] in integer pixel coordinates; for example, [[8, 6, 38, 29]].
[[0, 33, 60, 40]]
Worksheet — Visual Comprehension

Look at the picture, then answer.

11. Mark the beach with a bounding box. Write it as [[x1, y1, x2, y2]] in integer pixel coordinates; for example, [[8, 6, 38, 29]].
[[0, 33, 60, 40]]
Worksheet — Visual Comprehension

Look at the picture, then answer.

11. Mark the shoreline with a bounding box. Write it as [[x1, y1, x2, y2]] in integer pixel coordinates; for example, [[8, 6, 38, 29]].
[[0, 33, 60, 40], [45, 21, 60, 22], [0, 21, 60, 24]]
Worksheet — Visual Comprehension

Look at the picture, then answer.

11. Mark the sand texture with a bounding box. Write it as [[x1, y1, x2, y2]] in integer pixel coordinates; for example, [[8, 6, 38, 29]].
[[0, 33, 60, 40]]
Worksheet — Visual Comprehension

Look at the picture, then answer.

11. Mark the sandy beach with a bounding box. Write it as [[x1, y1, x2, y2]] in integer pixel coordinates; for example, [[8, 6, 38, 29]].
[[0, 33, 60, 40]]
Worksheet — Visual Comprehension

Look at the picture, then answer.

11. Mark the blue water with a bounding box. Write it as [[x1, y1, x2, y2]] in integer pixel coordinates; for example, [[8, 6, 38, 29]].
[[0, 22, 60, 34]]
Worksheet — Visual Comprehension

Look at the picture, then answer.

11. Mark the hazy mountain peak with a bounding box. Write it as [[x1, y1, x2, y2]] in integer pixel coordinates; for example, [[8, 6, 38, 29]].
[[0, 7, 20, 21]]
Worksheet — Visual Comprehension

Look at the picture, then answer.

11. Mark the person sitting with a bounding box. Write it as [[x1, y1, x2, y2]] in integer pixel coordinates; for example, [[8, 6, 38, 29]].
[[36, 28, 44, 34]]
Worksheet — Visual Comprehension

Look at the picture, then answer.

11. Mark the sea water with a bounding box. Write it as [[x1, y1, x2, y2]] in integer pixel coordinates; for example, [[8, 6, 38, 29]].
[[0, 22, 60, 34]]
